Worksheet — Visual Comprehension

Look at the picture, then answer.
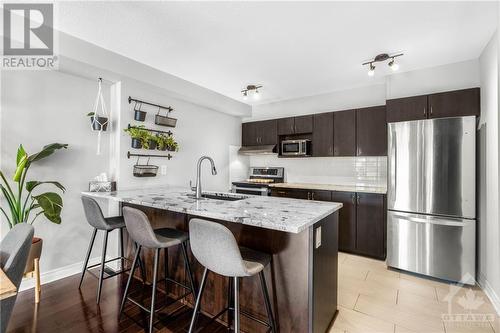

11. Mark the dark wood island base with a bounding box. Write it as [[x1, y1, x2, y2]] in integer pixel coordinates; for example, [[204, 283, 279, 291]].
[[122, 203, 339, 333]]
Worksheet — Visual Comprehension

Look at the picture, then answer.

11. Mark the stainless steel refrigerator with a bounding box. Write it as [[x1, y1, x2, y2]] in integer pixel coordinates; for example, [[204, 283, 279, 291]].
[[387, 116, 476, 284]]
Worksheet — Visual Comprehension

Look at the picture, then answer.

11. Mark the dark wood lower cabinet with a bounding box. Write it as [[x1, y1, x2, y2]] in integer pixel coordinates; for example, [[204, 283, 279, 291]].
[[272, 188, 386, 260], [331, 191, 356, 253], [355, 193, 386, 260]]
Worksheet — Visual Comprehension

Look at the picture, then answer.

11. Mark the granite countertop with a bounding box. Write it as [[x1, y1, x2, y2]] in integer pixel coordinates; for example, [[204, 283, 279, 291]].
[[269, 182, 387, 194], [81, 187, 342, 234]]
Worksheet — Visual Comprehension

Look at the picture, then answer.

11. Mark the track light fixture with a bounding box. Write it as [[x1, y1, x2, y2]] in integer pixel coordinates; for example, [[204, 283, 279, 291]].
[[363, 53, 403, 76], [241, 84, 263, 100]]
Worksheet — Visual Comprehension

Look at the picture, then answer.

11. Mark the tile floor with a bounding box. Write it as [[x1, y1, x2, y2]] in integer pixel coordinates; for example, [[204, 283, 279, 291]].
[[331, 252, 499, 333]]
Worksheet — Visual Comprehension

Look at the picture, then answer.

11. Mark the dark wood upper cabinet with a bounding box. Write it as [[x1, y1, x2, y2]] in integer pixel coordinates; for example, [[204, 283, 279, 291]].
[[242, 122, 257, 146], [356, 106, 387, 156], [333, 110, 356, 157], [294, 115, 313, 134], [257, 119, 277, 145], [242, 120, 277, 146], [277, 117, 295, 135], [428, 88, 480, 119], [355, 193, 386, 259], [386, 95, 428, 123], [312, 112, 334, 157], [277, 115, 313, 135], [332, 191, 356, 253]]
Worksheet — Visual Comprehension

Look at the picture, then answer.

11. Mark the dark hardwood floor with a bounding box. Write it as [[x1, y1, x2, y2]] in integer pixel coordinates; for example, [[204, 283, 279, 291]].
[[7, 269, 228, 333]]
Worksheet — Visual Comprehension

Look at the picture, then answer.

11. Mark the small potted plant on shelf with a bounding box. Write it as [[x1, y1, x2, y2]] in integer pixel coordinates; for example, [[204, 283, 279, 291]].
[[146, 133, 159, 150], [164, 135, 179, 152], [124, 125, 149, 149], [87, 112, 108, 131], [0, 143, 68, 303]]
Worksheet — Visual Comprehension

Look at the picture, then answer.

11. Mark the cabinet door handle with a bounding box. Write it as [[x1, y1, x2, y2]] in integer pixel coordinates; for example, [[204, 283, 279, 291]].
[[351, 194, 356, 204], [423, 107, 426, 116], [311, 192, 315, 200], [307, 192, 311, 200], [357, 194, 360, 204], [430, 106, 433, 115]]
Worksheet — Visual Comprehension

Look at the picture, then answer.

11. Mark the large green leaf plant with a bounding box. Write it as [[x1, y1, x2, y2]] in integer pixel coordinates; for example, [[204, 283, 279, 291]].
[[1, 143, 68, 228]]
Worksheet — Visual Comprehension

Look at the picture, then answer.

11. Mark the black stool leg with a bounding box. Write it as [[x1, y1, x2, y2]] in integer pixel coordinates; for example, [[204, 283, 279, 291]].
[[79, 228, 97, 289], [188, 267, 208, 333], [259, 271, 277, 333], [227, 277, 233, 331], [181, 242, 197, 296], [119, 227, 124, 271], [149, 248, 160, 333], [164, 247, 169, 294], [136, 242, 146, 283], [96, 230, 109, 304], [120, 245, 141, 316], [234, 277, 240, 333]]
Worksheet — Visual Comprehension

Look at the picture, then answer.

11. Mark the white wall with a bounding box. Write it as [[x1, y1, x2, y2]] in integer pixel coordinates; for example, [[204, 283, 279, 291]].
[[1, 70, 114, 274], [248, 84, 386, 122], [117, 78, 241, 192], [478, 30, 500, 312], [386, 59, 480, 99]]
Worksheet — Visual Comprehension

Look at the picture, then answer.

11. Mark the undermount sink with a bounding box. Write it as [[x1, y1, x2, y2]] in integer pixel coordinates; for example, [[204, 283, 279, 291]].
[[188, 192, 249, 201]]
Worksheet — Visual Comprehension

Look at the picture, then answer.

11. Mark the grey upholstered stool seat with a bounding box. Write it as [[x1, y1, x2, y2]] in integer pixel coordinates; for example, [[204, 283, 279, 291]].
[[240, 247, 271, 275], [0, 223, 34, 333], [100, 216, 126, 230], [188, 218, 277, 333], [152, 228, 188, 247], [120, 207, 197, 333], [79, 196, 146, 304]]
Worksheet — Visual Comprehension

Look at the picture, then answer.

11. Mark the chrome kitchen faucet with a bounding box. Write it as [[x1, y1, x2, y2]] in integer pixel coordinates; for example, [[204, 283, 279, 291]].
[[190, 156, 217, 199]]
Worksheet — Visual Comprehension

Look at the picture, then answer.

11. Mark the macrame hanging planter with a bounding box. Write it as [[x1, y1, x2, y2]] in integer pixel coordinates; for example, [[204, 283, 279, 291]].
[[89, 78, 109, 155]]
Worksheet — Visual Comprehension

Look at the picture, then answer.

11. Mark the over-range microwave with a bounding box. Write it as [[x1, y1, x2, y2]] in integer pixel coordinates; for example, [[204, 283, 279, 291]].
[[281, 139, 311, 156]]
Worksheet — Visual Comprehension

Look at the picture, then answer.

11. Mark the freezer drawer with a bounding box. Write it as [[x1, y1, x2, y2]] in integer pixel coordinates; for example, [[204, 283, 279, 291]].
[[387, 211, 475, 284]]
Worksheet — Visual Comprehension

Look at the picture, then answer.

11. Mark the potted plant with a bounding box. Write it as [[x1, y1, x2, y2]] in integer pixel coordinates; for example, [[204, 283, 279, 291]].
[[163, 135, 179, 152], [87, 112, 108, 131], [156, 133, 171, 151], [0, 143, 68, 279], [146, 133, 159, 150], [124, 125, 149, 149]]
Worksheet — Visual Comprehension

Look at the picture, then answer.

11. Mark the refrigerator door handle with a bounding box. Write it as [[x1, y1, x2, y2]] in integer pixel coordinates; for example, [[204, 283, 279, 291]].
[[390, 213, 473, 227]]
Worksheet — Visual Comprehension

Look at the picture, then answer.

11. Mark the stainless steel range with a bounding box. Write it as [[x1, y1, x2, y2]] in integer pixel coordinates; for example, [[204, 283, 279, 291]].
[[231, 167, 284, 196]]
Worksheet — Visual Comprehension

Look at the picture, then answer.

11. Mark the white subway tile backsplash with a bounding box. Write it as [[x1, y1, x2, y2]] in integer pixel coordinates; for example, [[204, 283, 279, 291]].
[[248, 155, 387, 187]]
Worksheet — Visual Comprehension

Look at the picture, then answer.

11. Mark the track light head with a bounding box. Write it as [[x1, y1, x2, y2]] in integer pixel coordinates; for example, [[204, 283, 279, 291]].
[[368, 63, 376, 77], [388, 58, 399, 71]]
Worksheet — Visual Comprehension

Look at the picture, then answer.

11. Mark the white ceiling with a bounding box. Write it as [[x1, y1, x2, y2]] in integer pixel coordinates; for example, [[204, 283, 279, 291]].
[[56, 1, 497, 105]]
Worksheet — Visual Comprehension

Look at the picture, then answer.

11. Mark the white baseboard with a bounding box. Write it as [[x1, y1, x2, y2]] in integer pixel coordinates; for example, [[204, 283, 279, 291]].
[[19, 256, 101, 292], [478, 272, 500, 316]]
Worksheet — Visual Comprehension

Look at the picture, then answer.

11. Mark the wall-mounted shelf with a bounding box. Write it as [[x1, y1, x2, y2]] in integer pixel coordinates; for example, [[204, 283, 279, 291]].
[[127, 151, 172, 160], [127, 124, 172, 136], [128, 96, 173, 112]]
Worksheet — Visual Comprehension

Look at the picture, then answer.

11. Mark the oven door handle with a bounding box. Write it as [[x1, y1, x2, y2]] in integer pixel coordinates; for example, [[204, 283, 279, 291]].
[[232, 186, 269, 194]]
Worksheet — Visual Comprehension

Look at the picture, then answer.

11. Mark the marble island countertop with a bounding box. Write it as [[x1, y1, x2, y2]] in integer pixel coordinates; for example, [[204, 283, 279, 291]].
[[82, 187, 342, 234], [269, 182, 387, 194]]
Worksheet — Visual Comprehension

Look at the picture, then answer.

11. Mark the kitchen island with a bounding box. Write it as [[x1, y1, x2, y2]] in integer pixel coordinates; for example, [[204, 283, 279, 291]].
[[82, 187, 342, 333]]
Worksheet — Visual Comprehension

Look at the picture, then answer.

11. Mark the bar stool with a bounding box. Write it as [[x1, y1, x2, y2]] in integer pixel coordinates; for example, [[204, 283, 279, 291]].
[[120, 206, 197, 333], [188, 218, 277, 333], [80, 196, 146, 303]]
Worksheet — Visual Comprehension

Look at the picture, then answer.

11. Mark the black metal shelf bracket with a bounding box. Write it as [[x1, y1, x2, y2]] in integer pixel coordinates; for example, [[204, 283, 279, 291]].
[[127, 151, 172, 160], [128, 96, 173, 112], [127, 124, 172, 136]]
